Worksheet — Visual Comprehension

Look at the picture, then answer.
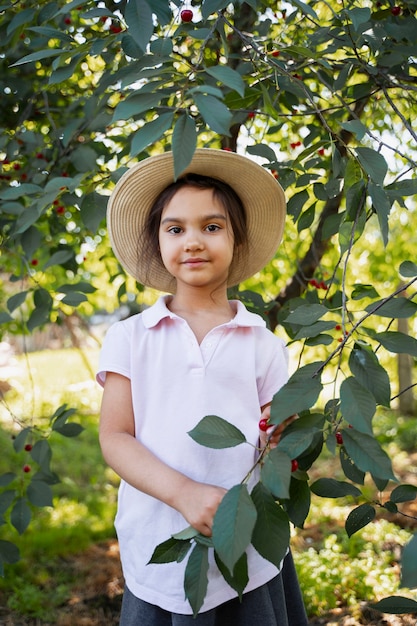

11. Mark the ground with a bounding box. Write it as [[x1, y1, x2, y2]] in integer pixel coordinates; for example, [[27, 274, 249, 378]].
[[0, 534, 416, 626]]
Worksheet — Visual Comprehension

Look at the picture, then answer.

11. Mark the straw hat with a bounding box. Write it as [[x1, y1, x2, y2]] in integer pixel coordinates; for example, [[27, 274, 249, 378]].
[[107, 149, 286, 293]]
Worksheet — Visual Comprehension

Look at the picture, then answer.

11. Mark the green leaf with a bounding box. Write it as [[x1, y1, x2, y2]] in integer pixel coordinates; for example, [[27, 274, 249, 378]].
[[287, 190, 309, 221], [0, 540, 20, 567], [251, 483, 290, 567], [11, 498, 31, 535], [369, 596, 417, 614], [125, 0, 154, 52], [366, 297, 417, 319], [355, 147, 388, 184], [61, 293, 88, 306], [346, 7, 371, 29], [172, 526, 199, 541], [348, 344, 391, 407], [10, 48, 65, 67], [194, 94, 232, 136], [7, 291, 28, 313], [293, 321, 336, 340], [369, 182, 392, 246], [340, 448, 365, 485], [57, 282, 96, 295], [284, 477, 311, 528], [21, 226, 41, 259], [351, 284, 380, 300], [184, 543, 209, 617], [399, 261, 417, 277], [340, 377, 376, 435], [130, 112, 174, 157], [112, 93, 162, 123], [212, 485, 257, 573], [172, 115, 197, 180], [27, 480, 53, 507], [345, 503, 375, 537], [27, 289, 53, 332], [0, 490, 16, 516], [0, 473, 16, 488], [150, 37, 173, 56], [80, 192, 107, 232], [340, 120, 367, 140], [246, 144, 276, 161], [205, 65, 245, 97], [7, 7, 36, 35], [277, 429, 320, 460], [201, 0, 230, 20], [260, 449, 291, 499], [188, 415, 246, 449], [390, 484, 417, 504], [214, 551, 248, 600], [285, 304, 328, 325], [70, 145, 98, 172], [270, 362, 323, 425], [400, 534, 417, 589], [374, 331, 417, 357], [44, 250, 73, 269], [148, 537, 192, 564], [31, 440, 52, 471], [291, 0, 319, 19], [343, 429, 396, 481], [310, 478, 361, 498], [53, 422, 84, 437]]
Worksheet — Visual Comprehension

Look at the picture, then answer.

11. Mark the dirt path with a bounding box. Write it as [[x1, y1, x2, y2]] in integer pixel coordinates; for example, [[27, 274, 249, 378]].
[[1, 537, 416, 626]]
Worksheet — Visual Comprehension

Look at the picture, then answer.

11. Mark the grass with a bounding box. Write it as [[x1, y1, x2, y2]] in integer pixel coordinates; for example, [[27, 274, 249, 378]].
[[0, 347, 416, 621]]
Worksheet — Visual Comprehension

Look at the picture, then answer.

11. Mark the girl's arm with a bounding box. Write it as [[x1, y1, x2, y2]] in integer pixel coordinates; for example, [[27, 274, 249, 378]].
[[99, 371, 226, 536]]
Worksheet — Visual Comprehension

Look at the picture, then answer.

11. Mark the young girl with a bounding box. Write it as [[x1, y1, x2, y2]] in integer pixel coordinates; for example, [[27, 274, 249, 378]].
[[97, 149, 308, 625]]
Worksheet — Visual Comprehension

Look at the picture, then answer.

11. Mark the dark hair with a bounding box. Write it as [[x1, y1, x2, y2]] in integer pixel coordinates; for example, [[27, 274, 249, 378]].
[[139, 173, 248, 285]]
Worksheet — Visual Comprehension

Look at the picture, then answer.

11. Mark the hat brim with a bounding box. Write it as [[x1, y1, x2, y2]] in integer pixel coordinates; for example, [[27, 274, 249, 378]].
[[107, 149, 286, 293]]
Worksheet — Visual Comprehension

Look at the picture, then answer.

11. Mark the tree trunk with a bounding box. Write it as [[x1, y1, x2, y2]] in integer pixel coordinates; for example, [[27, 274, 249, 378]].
[[397, 286, 415, 416]]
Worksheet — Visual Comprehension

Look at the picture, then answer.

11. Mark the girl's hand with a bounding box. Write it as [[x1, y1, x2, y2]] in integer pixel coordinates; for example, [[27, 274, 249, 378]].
[[259, 405, 298, 449], [174, 481, 227, 537]]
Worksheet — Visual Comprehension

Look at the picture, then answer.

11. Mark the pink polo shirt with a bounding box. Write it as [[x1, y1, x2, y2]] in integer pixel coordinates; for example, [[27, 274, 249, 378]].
[[97, 295, 289, 614]]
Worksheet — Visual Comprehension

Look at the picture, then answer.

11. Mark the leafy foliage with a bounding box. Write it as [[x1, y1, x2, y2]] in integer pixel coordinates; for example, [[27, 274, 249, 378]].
[[1, 0, 417, 616]]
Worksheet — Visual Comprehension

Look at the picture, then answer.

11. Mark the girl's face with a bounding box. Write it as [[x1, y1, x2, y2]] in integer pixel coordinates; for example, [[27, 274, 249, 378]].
[[158, 186, 235, 293]]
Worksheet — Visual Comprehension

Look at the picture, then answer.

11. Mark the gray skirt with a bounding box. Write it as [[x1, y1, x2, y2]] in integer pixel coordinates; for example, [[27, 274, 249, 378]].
[[120, 551, 308, 626]]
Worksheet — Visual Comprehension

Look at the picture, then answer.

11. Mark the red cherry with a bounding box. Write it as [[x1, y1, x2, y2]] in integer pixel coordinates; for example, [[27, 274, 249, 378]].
[[247, 111, 255, 119], [259, 418, 270, 432], [56, 206, 65, 215], [222, 147, 232, 151], [110, 24, 123, 33], [30, 259, 39, 266], [318, 148, 325, 156], [64, 17, 71, 24], [23, 464, 31, 473], [335, 324, 342, 331], [13, 163, 21, 170], [35, 152, 44, 159], [271, 50, 280, 57], [335, 431, 343, 445], [24, 444, 32, 451], [391, 6, 401, 15], [180, 9, 193, 22], [291, 459, 299, 472]]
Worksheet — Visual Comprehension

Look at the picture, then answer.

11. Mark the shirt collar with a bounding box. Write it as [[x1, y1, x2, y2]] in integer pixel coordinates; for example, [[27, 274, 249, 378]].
[[142, 295, 266, 329]]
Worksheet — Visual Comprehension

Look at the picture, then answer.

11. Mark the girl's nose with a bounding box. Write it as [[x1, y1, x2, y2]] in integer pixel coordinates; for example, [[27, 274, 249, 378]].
[[184, 232, 203, 250]]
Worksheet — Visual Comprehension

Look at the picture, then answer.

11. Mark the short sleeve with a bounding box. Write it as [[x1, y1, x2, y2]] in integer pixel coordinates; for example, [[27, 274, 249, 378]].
[[257, 332, 289, 408], [96, 321, 132, 387]]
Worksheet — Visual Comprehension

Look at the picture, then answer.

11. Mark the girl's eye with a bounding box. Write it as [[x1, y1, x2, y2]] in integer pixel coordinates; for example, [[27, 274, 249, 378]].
[[206, 224, 220, 232], [167, 226, 182, 234]]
